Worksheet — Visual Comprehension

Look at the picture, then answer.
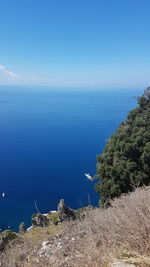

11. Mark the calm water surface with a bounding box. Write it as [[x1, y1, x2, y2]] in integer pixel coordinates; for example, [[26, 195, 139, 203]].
[[0, 87, 143, 230]]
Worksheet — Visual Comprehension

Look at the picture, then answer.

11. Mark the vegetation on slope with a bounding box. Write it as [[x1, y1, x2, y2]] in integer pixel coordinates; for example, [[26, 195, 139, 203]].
[[95, 87, 150, 205], [1, 186, 150, 266]]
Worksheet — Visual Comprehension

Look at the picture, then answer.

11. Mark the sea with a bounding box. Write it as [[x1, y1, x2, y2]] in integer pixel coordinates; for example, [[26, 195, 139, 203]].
[[0, 86, 144, 231]]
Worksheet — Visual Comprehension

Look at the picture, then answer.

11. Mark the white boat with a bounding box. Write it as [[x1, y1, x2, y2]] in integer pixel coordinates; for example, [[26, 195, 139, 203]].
[[85, 173, 99, 181]]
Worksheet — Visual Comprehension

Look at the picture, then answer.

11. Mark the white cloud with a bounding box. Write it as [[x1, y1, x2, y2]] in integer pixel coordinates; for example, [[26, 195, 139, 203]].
[[0, 65, 19, 79], [0, 65, 5, 71]]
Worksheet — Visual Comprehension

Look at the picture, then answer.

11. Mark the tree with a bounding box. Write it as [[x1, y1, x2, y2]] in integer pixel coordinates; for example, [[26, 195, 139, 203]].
[[95, 87, 150, 206]]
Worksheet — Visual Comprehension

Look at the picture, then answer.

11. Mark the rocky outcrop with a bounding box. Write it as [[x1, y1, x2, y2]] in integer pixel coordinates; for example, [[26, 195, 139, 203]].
[[30, 201, 93, 229], [19, 222, 27, 234], [0, 230, 18, 251], [57, 199, 76, 221], [31, 213, 49, 227]]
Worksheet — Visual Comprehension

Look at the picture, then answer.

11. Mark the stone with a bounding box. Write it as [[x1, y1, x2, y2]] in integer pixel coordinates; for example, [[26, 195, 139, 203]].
[[57, 199, 76, 221], [31, 213, 49, 227], [19, 222, 27, 234]]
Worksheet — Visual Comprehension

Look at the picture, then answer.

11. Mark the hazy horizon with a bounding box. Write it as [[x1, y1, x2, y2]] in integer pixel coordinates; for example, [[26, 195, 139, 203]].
[[0, 85, 145, 91]]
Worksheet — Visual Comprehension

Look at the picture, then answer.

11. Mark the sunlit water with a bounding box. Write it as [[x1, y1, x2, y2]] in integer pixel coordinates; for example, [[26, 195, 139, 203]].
[[0, 86, 143, 231]]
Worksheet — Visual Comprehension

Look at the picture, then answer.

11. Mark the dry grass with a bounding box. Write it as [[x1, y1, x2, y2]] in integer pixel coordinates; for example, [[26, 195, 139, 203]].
[[0, 224, 63, 267], [23, 224, 63, 246], [1, 186, 150, 266], [78, 186, 150, 266]]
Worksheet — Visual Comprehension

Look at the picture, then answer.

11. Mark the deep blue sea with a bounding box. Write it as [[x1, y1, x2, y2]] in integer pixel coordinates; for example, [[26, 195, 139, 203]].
[[0, 86, 143, 231]]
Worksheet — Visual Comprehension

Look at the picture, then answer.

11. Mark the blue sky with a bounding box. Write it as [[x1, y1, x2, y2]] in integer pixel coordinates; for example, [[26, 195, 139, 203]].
[[0, 0, 150, 87]]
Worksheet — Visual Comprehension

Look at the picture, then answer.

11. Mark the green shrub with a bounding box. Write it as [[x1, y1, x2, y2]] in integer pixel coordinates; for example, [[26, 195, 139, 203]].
[[51, 212, 59, 225], [95, 87, 150, 205]]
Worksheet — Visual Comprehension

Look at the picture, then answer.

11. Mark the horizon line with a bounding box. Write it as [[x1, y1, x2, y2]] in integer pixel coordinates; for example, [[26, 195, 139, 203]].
[[0, 84, 144, 90]]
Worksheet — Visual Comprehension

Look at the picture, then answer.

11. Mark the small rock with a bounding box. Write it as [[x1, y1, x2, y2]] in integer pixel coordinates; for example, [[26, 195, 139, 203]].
[[57, 199, 76, 221], [31, 213, 49, 227], [19, 222, 27, 234]]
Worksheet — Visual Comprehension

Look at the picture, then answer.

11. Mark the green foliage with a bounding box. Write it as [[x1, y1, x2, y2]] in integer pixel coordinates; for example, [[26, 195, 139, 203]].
[[50, 212, 59, 225], [95, 87, 150, 205]]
